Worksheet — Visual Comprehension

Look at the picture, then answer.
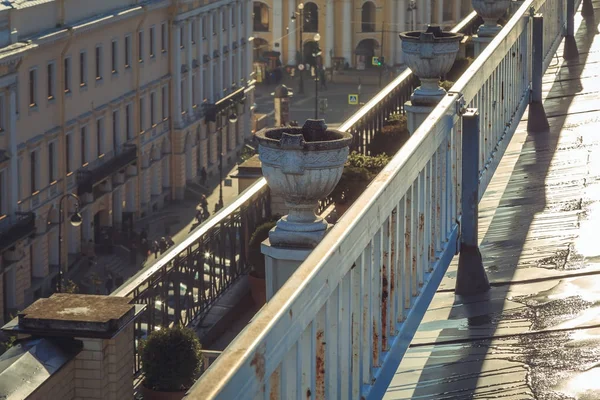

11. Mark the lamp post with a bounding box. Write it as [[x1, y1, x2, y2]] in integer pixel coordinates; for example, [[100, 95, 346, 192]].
[[57, 193, 83, 293], [313, 33, 321, 119], [216, 103, 239, 212], [291, 3, 305, 95]]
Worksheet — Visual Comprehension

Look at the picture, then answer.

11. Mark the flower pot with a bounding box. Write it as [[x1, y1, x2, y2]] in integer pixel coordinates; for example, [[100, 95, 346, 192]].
[[472, 0, 511, 37], [255, 119, 353, 249], [248, 273, 266, 306], [142, 385, 187, 400], [399, 26, 464, 106]]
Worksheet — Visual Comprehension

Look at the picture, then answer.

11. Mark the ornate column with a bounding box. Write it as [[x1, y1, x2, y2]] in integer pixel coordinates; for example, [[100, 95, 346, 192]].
[[196, 16, 203, 103], [208, 11, 215, 102], [453, 0, 461, 22], [8, 85, 18, 214], [186, 19, 193, 115], [342, 0, 352, 66], [426, 0, 432, 25], [227, 5, 233, 89], [396, 0, 406, 65], [287, 0, 297, 65], [325, 0, 334, 68], [437, 0, 444, 24], [172, 22, 183, 125], [218, 7, 224, 99]]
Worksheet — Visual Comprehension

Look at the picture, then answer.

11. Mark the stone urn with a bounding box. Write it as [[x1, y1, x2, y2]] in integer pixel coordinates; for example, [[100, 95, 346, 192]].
[[399, 26, 464, 106], [255, 119, 352, 248], [472, 0, 511, 37]]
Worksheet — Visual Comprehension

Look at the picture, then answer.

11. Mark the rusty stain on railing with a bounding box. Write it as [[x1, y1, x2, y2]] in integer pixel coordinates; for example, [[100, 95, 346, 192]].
[[250, 344, 266, 382], [381, 261, 388, 351], [316, 329, 326, 399], [269, 366, 280, 400]]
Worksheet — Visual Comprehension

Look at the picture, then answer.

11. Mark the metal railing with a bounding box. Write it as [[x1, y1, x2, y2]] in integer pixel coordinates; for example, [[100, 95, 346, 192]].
[[191, 0, 575, 398]]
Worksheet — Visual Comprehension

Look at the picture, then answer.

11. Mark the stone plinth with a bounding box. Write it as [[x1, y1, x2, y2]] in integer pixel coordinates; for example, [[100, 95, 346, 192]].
[[472, 35, 494, 57], [262, 239, 313, 301], [3, 294, 144, 400], [405, 101, 437, 135]]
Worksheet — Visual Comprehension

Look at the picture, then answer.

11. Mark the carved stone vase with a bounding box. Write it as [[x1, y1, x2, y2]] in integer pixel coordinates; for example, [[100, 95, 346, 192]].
[[400, 26, 464, 106], [472, 0, 511, 37], [255, 119, 352, 249]]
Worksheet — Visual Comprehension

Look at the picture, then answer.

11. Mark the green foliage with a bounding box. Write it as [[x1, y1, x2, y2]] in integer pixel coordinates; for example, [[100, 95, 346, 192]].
[[440, 80, 455, 92], [141, 325, 202, 392], [331, 152, 392, 203], [63, 280, 79, 294], [240, 145, 257, 163], [248, 216, 280, 278], [347, 152, 392, 170], [0, 336, 15, 356], [369, 113, 409, 157]]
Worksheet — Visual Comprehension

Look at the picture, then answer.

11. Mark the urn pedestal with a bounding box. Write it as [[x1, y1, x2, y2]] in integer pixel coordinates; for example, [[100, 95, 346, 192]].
[[255, 119, 352, 299]]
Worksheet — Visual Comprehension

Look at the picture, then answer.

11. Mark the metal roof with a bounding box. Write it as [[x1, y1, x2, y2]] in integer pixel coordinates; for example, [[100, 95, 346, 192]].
[[5, 0, 54, 10], [0, 337, 81, 400]]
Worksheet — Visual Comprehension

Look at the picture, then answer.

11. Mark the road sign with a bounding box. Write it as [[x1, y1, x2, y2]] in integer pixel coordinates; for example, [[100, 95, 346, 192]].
[[372, 56, 380, 66], [348, 94, 359, 105], [298, 64, 305, 71]]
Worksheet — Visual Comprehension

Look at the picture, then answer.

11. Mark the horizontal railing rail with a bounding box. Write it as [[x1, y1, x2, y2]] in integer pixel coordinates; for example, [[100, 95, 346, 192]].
[[192, 0, 572, 398]]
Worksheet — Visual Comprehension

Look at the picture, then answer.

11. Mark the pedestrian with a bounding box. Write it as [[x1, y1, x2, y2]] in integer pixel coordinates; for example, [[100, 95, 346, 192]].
[[200, 167, 208, 186], [152, 240, 159, 259], [141, 238, 148, 261], [167, 236, 174, 247], [200, 194, 209, 215], [159, 237, 167, 254], [196, 210, 203, 224]]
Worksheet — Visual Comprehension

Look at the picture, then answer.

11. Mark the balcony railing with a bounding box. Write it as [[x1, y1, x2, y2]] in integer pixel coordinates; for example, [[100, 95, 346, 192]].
[[0, 212, 36, 253], [77, 144, 137, 196], [191, 0, 575, 397]]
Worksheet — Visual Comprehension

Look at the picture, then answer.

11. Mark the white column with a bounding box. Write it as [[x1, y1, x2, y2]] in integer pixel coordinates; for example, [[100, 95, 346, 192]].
[[436, 0, 444, 24], [272, 0, 283, 51], [172, 22, 183, 125], [325, 0, 334, 68], [396, 0, 406, 64], [426, 0, 432, 25], [227, 6, 233, 89], [218, 7, 224, 99], [419, 1, 425, 29], [8, 85, 18, 214], [186, 20, 193, 115], [208, 12, 215, 102], [237, 1, 243, 84], [196, 16, 203, 103], [288, 0, 297, 65], [246, 0, 252, 80], [453, 0, 461, 23], [342, 0, 352, 66]]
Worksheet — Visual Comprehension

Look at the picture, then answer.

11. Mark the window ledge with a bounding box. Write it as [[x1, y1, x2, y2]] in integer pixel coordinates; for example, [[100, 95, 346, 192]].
[[95, 77, 103, 87], [79, 84, 88, 93]]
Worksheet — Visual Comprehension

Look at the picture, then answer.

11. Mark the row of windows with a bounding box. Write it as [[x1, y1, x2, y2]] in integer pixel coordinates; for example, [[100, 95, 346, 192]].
[[21, 86, 169, 197], [28, 23, 169, 107], [180, 4, 245, 48]]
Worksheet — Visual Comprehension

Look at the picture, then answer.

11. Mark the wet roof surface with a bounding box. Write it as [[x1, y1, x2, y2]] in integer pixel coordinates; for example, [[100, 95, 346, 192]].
[[385, 3, 600, 399]]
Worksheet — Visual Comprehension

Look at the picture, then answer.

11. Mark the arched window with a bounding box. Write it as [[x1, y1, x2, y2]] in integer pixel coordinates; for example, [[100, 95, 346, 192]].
[[361, 2, 376, 32], [253, 2, 269, 32], [303, 2, 319, 33]]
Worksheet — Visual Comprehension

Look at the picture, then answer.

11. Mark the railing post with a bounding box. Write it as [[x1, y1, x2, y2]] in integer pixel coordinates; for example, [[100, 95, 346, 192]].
[[582, 0, 594, 17], [456, 109, 490, 296], [527, 14, 550, 133], [564, 0, 580, 60], [567, 0, 575, 37]]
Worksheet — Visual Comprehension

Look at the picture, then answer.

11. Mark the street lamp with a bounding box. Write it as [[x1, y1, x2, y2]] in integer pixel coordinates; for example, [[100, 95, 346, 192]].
[[313, 33, 322, 119], [291, 3, 305, 94], [57, 193, 83, 293], [215, 104, 239, 212]]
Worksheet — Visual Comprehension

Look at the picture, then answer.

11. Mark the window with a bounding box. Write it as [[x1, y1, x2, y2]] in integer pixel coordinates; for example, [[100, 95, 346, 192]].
[[138, 31, 144, 62], [161, 22, 167, 52], [79, 51, 87, 86], [139, 97, 145, 132], [241, 1, 244, 24], [81, 126, 88, 165], [150, 92, 156, 126], [47, 62, 55, 99], [192, 75, 197, 107], [29, 68, 37, 107], [65, 133, 72, 173], [30, 150, 37, 194], [125, 104, 132, 139], [111, 40, 118, 73], [180, 80, 185, 114], [48, 142, 56, 183], [112, 110, 119, 151], [125, 35, 132, 67], [64, 57, 71, 93], [96, 118, 104, 157], [212, 13, 216, 34], [0, 95, 5, 131], [180, 26, 184, 48], [0, 169, 5, 216], [150, 26, 155, 57], [232, 6, 236, 27], [202, 16, 206, 38], [222, 10, 226, 30], [191, 21, 196, 44], [95, 45, 102, 80], [161, 86, 167, 120]]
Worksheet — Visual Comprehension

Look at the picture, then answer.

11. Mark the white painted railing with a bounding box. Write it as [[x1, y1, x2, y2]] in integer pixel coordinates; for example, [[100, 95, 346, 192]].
[[189, 0, 576, 398]]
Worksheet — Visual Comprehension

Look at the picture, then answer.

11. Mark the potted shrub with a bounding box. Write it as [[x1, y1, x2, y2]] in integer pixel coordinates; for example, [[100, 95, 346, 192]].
[[141, 325, 202, 400], [369, 113, 409, 157], [247, 219, 277, 306]]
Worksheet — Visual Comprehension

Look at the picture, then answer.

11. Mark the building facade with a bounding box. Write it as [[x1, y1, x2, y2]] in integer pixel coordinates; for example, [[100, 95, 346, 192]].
[[0, 0, 254, 324], [251, 0, 472, 68]]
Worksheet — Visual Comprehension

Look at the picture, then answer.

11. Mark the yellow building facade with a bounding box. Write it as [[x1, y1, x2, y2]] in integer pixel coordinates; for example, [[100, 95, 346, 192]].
[[251, 0, 472, 68]]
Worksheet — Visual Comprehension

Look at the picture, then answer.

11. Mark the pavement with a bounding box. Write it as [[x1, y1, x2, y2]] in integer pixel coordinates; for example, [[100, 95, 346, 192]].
[[384, 4, 600, 399], [253, 70, 393, 127]]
